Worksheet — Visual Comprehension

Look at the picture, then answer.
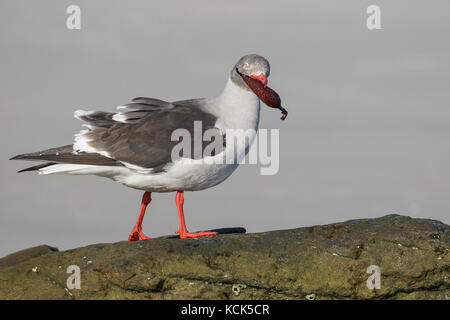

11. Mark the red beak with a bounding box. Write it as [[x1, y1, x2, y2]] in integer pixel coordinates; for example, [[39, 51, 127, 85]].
[[250, 73, 268, 87]]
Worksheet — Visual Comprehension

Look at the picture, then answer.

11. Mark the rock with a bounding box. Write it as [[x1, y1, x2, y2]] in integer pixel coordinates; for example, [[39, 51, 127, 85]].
[[0, 215, 448, 299], [0, 245, 58, 269]]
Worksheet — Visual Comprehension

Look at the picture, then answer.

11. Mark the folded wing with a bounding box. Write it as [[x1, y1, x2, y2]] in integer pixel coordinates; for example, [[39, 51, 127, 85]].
[[12, 97, 225, 174]]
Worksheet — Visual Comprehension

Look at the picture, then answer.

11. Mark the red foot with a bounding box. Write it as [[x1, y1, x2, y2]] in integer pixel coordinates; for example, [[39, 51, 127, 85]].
[[128, 192, 152, 242], [175, 190, 217, 239], [128, 229, 151, 241], [178, 230, 217, 239]]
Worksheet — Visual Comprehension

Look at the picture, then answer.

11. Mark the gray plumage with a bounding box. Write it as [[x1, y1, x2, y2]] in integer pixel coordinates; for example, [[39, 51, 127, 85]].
[[12, 97, 225, 173]]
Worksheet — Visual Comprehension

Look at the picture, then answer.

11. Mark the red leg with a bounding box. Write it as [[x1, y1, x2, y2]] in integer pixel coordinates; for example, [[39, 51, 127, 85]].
[[175, 190, 217, 239], [128, 192, 152, 241]]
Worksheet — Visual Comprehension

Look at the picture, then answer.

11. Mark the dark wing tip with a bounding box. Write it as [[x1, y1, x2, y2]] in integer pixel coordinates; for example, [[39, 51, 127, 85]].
[[10, 153, 38, 160], [10, 154, 24, 160], [17, 163, 55, 173]]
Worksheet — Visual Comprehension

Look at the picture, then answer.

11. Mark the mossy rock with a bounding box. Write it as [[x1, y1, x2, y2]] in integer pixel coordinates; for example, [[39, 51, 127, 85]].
[[0, 215, 448, 299]]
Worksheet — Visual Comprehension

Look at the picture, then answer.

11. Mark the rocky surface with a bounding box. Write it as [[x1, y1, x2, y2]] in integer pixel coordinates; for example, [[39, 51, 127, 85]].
[[0, 215, 448, 299]]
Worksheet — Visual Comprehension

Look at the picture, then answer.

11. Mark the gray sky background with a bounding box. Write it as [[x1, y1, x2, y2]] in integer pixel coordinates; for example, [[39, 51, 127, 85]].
[[1, 0, 449, 257]]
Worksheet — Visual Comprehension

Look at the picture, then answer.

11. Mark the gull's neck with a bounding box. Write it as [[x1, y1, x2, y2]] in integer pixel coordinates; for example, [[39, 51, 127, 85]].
[[211, 77, 261, 130]]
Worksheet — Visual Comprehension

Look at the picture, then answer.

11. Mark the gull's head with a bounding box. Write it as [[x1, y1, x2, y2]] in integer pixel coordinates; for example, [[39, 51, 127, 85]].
[[232, 54, 270, 88], [230, 54, 288, 120]]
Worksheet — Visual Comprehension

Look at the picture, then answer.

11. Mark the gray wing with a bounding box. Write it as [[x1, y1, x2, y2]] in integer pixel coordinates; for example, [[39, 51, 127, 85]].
[[74, 97, 225, 172], [10, 144, 123, 167], [11, 97, 225, 173]]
